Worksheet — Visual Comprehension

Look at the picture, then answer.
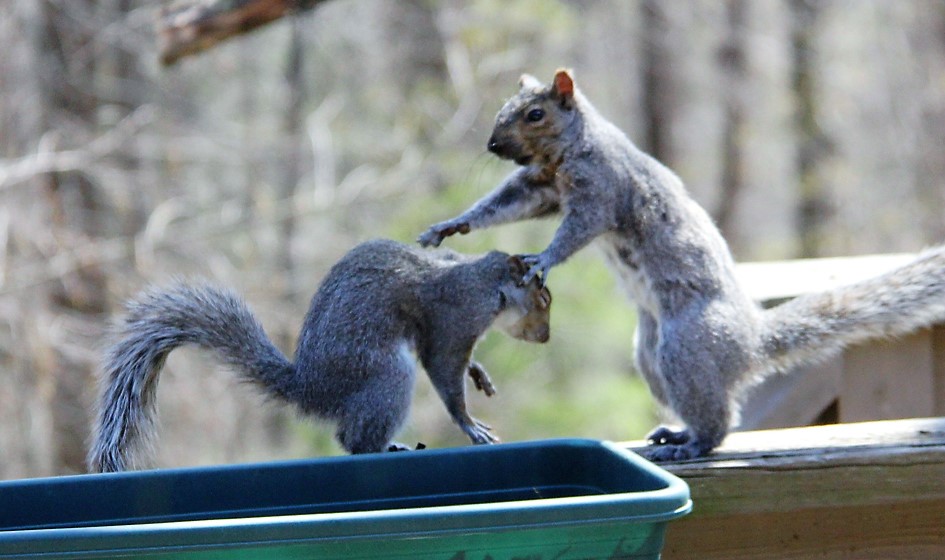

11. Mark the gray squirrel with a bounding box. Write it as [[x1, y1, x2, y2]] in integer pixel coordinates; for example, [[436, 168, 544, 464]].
[[419, 69, 945, 461], [88, 239, 551, 472]]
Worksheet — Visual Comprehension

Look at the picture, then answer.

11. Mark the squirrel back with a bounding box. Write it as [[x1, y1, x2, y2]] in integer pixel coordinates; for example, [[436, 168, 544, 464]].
[[89, 239, 551, 472]]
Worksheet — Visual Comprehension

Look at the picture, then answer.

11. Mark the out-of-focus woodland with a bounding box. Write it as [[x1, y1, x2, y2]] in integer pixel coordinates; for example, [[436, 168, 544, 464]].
[[2, 0, 945, 479]]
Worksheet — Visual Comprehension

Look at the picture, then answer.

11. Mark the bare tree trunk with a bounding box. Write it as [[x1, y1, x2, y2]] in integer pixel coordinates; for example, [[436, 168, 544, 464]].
[[791, 0, 834, 258], [715, 0, 749, 246], [640, 0, 676, 165], [240, 38, 261, 228], [918, 3, 945, 242], [110, 0, 149, 240], [275, 15, 306, 325], [33, 0, 109, 474]]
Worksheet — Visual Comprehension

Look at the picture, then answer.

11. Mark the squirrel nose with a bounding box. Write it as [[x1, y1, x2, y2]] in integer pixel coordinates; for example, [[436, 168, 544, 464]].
[[487, 135, 502, 154]]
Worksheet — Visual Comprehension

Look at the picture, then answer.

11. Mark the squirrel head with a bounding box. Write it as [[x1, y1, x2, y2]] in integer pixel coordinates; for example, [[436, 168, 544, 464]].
[[487, 68, 579, 167], [494, 255, 552, 343]]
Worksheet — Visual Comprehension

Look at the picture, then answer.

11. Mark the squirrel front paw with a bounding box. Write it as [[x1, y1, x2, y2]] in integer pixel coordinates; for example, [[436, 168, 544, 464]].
[[417, 221, 471, 248], [467, 361, 497, 397]]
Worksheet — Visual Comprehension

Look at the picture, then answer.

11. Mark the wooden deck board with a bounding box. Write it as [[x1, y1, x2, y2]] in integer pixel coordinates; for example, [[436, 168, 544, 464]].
[[623, 418, 945, 559]]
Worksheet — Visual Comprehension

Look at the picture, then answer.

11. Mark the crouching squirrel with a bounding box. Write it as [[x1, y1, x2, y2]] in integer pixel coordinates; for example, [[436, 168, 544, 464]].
[[88, 239, 551, 472], [419, 69, 945, 461]]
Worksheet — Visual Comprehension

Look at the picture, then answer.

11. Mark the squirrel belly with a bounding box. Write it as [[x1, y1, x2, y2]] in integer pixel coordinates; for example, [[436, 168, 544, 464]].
[[88, 239, 552, 472], [419, 69, 945, 461]]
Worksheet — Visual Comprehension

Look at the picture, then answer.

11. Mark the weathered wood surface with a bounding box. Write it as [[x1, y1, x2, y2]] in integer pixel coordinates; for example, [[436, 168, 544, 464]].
[[734, 253, 916, 304], [625, 418, 945, 559]]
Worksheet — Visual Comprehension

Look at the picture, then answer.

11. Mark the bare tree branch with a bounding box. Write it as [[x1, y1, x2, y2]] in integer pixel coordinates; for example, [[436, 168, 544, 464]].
[[157, 0, 329, 66], [0, 106, 155, 190]]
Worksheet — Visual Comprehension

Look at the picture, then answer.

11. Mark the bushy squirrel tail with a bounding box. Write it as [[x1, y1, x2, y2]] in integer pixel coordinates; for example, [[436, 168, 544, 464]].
[[758, 246, 945, 374], [88, 281, 294, 473]]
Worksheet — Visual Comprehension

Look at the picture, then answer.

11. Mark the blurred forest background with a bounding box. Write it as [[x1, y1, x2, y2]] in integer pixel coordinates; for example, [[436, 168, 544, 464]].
[[2, 0, 945, 479]]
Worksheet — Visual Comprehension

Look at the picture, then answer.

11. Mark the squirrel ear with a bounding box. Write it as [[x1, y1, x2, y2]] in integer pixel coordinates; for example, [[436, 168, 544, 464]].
[[507, 255, 527, 279], [519, 74, 542, 90], [552, 68, 575, 102]]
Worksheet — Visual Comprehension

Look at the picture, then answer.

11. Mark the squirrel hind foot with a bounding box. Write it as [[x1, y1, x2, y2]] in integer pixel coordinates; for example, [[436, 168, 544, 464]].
[[645, 425, 691, 446], [642, 426, 714, 462], [642, 443, 703, 462], [386, 442, 427, 452]]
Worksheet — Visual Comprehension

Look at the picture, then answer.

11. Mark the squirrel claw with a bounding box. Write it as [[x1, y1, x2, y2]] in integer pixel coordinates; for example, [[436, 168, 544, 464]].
[[519, 254, 550, 286], [524, 264, 549, 287], [417, 229, 443, 248], [464, 417, 499, 445]]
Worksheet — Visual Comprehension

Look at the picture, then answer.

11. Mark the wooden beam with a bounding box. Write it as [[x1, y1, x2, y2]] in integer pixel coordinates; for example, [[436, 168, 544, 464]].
[[737, 356, 842, 430], [934, 326, 945, 416], [841, 330, 936, 421], [734, 253, 915, 304], [157, 0, 329, 66], [624, 418, 945, 559]]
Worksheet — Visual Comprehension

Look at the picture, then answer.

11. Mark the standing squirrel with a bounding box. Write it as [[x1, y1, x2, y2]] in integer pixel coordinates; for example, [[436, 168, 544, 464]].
[[88, 239, 551, 472], [419, 69, 945, 461]]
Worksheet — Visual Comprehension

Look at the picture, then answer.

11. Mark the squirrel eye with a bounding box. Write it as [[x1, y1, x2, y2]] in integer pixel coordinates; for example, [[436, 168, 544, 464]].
[[525, 108, 545, 123]]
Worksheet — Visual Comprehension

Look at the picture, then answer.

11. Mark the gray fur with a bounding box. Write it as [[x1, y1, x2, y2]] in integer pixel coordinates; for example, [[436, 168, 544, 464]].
[[419, 70, 945, 461], [88, 239, 551, 472]]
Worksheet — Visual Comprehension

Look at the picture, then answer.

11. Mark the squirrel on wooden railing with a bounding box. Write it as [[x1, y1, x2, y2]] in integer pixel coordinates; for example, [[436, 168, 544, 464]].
[[419, 69, 945, 461]]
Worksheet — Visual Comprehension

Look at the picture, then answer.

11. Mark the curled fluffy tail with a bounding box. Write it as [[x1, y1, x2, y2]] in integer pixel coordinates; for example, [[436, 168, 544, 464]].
[[88, 282, 293, 472], [759, 246, 945, 373]]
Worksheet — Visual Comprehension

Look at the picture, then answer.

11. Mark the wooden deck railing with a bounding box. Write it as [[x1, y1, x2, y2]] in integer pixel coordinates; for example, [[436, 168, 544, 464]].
[[626, 417, 945, 559], [734, 254, 945, 429], [621, 255, 945, 557]]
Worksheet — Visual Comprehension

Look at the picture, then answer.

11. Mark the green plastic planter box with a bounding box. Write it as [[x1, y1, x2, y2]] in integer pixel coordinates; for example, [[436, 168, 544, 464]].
[[0, 439, 690, 559]]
